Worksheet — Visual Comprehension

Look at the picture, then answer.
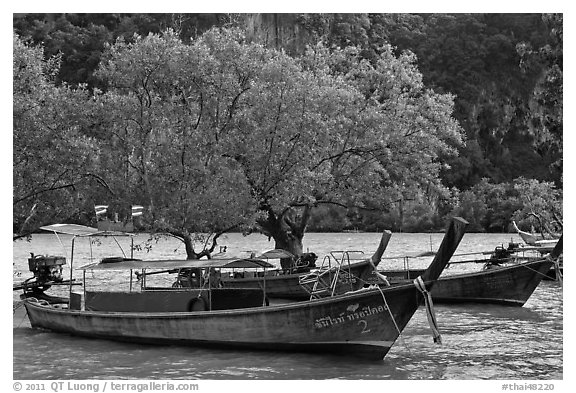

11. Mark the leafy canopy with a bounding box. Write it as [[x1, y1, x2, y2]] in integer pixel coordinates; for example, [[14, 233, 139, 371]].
[[93, 28, 463, 254], [13, 34, 106, 238]]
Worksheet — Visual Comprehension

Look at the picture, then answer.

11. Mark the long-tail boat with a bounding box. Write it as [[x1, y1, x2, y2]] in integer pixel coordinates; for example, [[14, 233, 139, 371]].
[[21, 218, 468, 360], [425, 257, 557, 306], [379, 237, 562, 306], [511, 221, 562, 280], [219, 231, 392, 299], [512, 221, 559, 248], [221, 232, 561, 303]]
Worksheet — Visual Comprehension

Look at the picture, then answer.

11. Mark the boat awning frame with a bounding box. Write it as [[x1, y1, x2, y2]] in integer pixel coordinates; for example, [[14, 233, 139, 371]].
[[41, 224, 274, 270], [256, 249, 295, 259], [39, 224, 134, 237]]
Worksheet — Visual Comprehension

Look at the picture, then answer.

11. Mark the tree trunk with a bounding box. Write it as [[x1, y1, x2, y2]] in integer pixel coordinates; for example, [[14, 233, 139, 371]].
[[183, 235, 197, 260], [259, 205, 311, 270], [272, 230, 304, 270]]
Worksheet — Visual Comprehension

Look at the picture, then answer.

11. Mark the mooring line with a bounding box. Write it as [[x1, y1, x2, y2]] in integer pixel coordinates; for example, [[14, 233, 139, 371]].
[[376, 285, 413, 355]]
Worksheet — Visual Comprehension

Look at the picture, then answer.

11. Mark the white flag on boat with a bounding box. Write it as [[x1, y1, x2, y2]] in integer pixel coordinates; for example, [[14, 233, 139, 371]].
[[131, 205, 144, 217], [94, 205, 108, 216]]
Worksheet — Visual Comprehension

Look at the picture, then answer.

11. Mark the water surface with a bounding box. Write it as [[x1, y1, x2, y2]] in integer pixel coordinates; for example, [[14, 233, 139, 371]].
[[13, 232, 562, 379]]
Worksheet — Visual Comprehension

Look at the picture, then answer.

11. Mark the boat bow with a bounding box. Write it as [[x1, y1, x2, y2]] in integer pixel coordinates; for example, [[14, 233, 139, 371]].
[[412, 217, 468, 344], [371, 230, 393, 267], [420, 217, 469, 285], [548, 235, 563, 260]]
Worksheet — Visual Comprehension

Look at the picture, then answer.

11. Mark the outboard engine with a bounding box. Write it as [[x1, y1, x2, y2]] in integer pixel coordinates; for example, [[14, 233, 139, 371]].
[[28, 253, 66, 283], [484, 243, 517, 270], [294, 252, 318, 273], [16, 254, 69, 304]]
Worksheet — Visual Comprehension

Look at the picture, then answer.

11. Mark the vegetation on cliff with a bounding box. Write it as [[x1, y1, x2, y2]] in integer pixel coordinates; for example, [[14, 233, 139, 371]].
[[13, 13, 562, 254]]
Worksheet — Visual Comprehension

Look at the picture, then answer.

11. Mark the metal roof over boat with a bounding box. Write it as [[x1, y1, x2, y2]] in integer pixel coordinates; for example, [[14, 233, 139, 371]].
[[256, 249, 295, 259], [78, 257, 275, 271], [39, 224, 132, 237]]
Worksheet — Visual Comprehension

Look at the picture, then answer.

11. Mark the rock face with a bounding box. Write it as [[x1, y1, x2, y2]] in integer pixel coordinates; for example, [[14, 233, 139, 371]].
[[243, 14, 314, 55]]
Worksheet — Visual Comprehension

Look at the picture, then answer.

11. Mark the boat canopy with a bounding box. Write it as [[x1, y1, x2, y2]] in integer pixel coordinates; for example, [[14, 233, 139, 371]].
[[42, 223, 275, 270], [40, 224, 132, 237], [257, 249, 295, 259], [78, 257, 275, 271]]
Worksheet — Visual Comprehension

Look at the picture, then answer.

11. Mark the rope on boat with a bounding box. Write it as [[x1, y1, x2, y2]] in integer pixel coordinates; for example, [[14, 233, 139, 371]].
[[373, 270, 390, 286], [375, 285, 413, 354], [13, 300, 30, 328], [514, 264, 550, 279], [544, 251, 563, 284], [381, 250, 486, 260], [375, 285, 401, 335], [17, 309, 29, 328], [553, 259, 563, 284], [13, 300, 24, 314], [353, 270, 411, 350], [413, 276, 442, 344], [513, 257, 562, 283]]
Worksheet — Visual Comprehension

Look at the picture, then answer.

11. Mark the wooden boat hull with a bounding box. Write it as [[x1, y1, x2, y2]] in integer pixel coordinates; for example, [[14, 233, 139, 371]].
[[24, 283, 422, 360], [223, 256, 553, 306], [382, 268, 426, 281], [427, 259, 553, 306], [220, 260, 372, 300]]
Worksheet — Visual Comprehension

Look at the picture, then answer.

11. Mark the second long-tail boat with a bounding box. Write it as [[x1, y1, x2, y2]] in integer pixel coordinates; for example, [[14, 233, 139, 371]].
[[219, 231, 392, 299], [380, 237, 562, 306]]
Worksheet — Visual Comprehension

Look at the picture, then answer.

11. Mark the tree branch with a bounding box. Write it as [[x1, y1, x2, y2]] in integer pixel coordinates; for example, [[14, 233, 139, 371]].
[[197, 223, 241, 258], [14, 173, 115, 206]]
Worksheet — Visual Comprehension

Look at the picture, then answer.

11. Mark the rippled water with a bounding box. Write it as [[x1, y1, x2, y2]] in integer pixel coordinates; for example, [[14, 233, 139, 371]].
[[12, 232, 563, 379]]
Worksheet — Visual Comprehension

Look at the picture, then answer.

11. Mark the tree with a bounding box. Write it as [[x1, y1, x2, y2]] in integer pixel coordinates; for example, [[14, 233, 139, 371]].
[[94, 30, 259, 259], [13, 13, 238, 90], [212, 33, 463, 254], [13, 34, 111, 239], [14, 13, 563, 192], [512, 177, 562, 237], [93, 28, 464, 258]]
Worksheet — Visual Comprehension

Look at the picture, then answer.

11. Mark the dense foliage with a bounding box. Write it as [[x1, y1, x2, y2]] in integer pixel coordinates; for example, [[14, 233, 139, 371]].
[[14, 13, 563, 185], [13, 13, 563, 253], [13, 34, 109, 238]]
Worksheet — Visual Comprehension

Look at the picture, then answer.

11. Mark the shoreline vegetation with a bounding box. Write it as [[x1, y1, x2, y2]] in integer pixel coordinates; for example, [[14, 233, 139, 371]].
[[13, 14, 562, 253]]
